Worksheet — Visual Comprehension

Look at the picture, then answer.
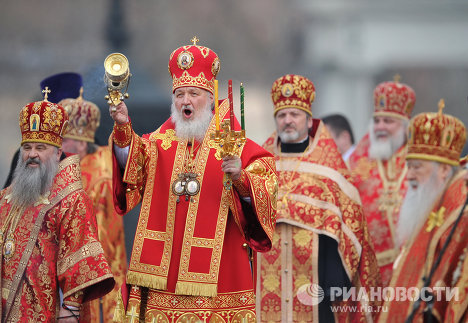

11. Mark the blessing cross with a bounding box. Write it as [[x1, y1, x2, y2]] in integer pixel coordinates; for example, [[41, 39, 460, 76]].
[[426, 206, 445, 232], [191, 36, 199, 45], [42, 86, 51, 101]]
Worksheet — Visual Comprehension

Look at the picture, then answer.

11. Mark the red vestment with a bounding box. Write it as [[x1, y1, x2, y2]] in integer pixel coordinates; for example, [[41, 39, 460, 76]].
[[259, 121, 382, 322], [348, 133, 408, 285], [112, 99, 277, 322], [0, 155, 114, 322], [79, 146, 128, 322], [378, 170, 468, 322]]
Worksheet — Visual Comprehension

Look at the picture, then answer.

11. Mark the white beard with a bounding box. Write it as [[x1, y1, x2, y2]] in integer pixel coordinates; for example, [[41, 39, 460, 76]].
[[397, 165, 447, 247], [170, 100, 213, 142], [9, 150, 58, 209], [278, 130, 301, 143], [369, 122, 406, 160]]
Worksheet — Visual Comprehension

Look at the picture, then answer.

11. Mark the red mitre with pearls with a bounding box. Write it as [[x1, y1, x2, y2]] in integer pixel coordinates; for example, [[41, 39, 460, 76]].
[[373, 76, 416, 120], [19, 88, 69, 148], [168, 36, 220, 94], [271, 74, 316, 116], [407, 100, 466, 166]]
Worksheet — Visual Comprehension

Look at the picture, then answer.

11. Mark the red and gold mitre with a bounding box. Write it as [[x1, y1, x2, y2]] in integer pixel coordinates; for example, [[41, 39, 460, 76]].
[[168, 36, 220, 94], [271, 74, 316, 116], [407, 100, 466, 166], [19, 89, 69, 148], [373, 76, 416, 120], [60, 91, 100, 143]]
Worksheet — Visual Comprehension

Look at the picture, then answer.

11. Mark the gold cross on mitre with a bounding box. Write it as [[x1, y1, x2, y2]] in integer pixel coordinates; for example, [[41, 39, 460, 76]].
[[78, 86, 84, 100], [426, 206, 445, 232], [42, 86, 51, 102], [393, 74, 401, 83], [191, 36, 199, 45], [438, 98, 445, 116]]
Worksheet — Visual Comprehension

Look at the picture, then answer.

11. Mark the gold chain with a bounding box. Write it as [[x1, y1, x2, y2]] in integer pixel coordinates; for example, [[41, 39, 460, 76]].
[[184, 137, 201, 173]]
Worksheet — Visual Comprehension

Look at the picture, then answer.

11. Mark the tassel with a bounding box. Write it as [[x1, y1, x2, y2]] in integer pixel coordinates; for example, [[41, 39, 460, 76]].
[[113, 292, 125, 323], [126, 271, 167, 290]]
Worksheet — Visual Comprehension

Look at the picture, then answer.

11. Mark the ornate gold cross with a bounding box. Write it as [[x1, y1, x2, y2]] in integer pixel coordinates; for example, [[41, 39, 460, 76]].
[[42, 86, 51, 101], [191, 36, 199, 45], [426, 206, 445, 232]]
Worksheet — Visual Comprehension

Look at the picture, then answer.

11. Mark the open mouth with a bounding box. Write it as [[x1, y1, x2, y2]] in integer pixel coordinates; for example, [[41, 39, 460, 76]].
[[26, 159, 40, 167], [182, 107, 194, 119]]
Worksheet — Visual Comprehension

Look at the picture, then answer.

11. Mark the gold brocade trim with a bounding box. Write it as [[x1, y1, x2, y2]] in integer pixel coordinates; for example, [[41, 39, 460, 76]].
[[373, 111, 409, 120], [62, 273, 114, 301], [280, 224, 292, 322], [57, 241, 105, 275], [311, 232, 319, 323], [277, 217, 356, 281], [377, 155, 407, 252], [274, 104, 312, 117], [112, 122, 133, 148], [122, 133, 145, 187], [2, 287, 9, 300], [285, 193, 361, 257], [176, 100, 231, 296], [376, 248, 400, 267], [150, 129, 181, 150], [128, 136, 175, 279], [58, 154, 82, 176], [244, 158, 277, 240], [278, 159, 362, 205], [20, 136, 62, 148], [172, 70, 215, 94], [233, 170, 250, 197], [133, 287, 256, 310], [126, 271, 168, 290], [406, 153, 460, 166]]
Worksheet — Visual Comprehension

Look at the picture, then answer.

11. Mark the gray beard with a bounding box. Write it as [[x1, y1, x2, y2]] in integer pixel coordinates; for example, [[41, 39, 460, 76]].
[[9, 153, 58, 209], [396, 166, 447, 247], [278, 130, 300, 143], [170, 101, 213, 142], [369, 124, 406, 160]]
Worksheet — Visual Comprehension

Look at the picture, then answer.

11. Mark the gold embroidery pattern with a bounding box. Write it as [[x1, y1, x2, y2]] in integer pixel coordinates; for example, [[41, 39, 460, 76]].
[[128, 138, 175, 286], [172, 70, 214, 95], [123, 135, 149, 187], [127, 287, 256, 322], [57, 241, 105, 275], [245, 158, 278, 239], [61, 98, 101, 143], [271, 74, 315, 115], [41, 105, 64, 131], [176, 136, 228, 296], [233, 170, 250, 197], [150, 129, 181, 151], [112, 121, 132, 148]]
